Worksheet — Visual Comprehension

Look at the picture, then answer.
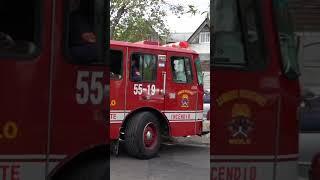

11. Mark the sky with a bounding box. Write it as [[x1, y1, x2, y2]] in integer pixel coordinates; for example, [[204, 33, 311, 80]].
[[165, 0, 210, 33]]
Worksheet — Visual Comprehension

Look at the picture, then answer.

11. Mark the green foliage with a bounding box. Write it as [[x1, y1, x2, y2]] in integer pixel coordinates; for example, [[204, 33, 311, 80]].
[[110, 0, 199, 42]]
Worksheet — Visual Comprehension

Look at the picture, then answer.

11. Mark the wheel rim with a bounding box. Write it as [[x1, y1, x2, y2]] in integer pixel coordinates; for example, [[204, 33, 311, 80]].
[[143, 122, 158, 149]]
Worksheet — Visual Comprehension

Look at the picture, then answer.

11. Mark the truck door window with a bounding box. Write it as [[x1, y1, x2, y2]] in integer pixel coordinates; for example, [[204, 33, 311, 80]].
[[130, 53, 157, 82], [171, 56, 193, 84], [213, 0, 245, 65], [110, 50, 123, 80], [213, 0, 264, 69], [65, 0, 106, 64], [0, 0, 41, 58]]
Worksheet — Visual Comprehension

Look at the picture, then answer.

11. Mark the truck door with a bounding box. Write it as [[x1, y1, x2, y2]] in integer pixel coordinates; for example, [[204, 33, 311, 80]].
[[110, 45, 126, 139], [49, 0, 108, 163], [125, 47, 165, 114], [211, 0, 300, 179], [165, 52, 200, 136], [0, 0, 49, 179]]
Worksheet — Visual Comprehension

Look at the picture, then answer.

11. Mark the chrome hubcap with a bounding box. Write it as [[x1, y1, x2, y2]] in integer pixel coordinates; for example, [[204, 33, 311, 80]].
[[146, 131, 153, 140]]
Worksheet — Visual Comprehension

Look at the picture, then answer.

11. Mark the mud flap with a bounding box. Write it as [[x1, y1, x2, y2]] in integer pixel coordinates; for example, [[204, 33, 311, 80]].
[[111, 140, 119, 157]]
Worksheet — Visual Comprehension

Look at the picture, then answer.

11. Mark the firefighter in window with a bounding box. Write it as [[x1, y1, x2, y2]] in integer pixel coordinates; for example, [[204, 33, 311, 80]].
[[131, 55, 141, 81], [69, 0, 97, 62], [173, 60, 186, 82]]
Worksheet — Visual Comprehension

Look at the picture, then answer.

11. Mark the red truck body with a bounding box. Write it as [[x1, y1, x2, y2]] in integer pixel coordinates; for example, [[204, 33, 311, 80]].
[[0, 0, 108, 179], [211, 0, 301, 179], [110, 40, 204, 158]]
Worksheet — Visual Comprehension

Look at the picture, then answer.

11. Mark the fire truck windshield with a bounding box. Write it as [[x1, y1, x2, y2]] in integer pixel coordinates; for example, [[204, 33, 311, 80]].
[[212, 0, 265, 69], [273, 0, 300, 79], [195, 58, 204, 85]]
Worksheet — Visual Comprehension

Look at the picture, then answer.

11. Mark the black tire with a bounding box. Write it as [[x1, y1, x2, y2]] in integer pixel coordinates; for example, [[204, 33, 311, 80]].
[[124, 112, 161, 159], [52, 157, 108, 180]]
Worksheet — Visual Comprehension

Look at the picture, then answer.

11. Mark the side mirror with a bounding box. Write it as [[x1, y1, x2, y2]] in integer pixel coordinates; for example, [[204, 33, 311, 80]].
[[309, 153, 320, 180], [303, 89, 316, 99]]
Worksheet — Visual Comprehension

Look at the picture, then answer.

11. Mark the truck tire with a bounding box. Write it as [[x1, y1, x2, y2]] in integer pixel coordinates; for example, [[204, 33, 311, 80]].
[[125, 112, 160, 159]]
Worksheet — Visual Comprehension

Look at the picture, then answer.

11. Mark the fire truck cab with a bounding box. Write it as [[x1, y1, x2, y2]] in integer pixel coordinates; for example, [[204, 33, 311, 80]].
[[110, 40, 204, 159], [211, 0, 301, 179], [0, 0, 108, 179]]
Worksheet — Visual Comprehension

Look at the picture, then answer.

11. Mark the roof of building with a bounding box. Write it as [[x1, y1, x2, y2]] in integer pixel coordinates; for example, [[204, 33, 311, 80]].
[[188, 15, 210, 42]]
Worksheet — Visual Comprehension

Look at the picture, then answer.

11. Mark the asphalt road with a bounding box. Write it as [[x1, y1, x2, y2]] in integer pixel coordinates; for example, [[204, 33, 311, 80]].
[[110, 141, 210, 180], [110, 118, 310, 180]]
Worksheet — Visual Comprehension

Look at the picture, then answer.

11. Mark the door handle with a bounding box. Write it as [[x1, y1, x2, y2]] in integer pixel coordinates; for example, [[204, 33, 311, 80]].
[[162, 72, 166, 96], [160, 89, 164, 95]]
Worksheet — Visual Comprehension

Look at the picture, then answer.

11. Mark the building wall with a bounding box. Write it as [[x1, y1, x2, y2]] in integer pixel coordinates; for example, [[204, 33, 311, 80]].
[[188, 25, 210, 89], [189, 44, 210, 72], [168, 22, 211, 90], [203, 71, 210, 90], [298, 32, 320, 94]]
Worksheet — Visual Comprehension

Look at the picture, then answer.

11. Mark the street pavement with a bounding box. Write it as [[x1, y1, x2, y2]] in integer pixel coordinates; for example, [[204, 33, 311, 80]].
[[110, 119, 309, 180], [110, 140, 210, 180]]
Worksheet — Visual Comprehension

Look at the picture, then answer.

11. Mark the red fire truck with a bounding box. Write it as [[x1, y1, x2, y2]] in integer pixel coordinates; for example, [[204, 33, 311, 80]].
[[211, 0, 301, 179], [0, 0, 108, 179], [110, 40, 205, 159]]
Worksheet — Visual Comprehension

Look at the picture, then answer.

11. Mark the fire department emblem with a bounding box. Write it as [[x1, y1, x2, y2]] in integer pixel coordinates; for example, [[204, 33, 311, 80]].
[[181, 94, 189, 108], [228, 104, 254, 145]]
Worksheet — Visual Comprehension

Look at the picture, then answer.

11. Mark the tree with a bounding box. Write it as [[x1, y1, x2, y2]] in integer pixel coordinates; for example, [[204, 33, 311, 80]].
[[110, 0, 198, 42]]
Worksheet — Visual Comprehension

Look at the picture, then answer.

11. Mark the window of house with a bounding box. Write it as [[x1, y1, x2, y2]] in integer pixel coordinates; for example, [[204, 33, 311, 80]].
[[199, 32, 210, 43], [171, 56, 193, 84], [0, 0, 41, 58], [130, 53, 157, 82], [110, 50, 123, 80]]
